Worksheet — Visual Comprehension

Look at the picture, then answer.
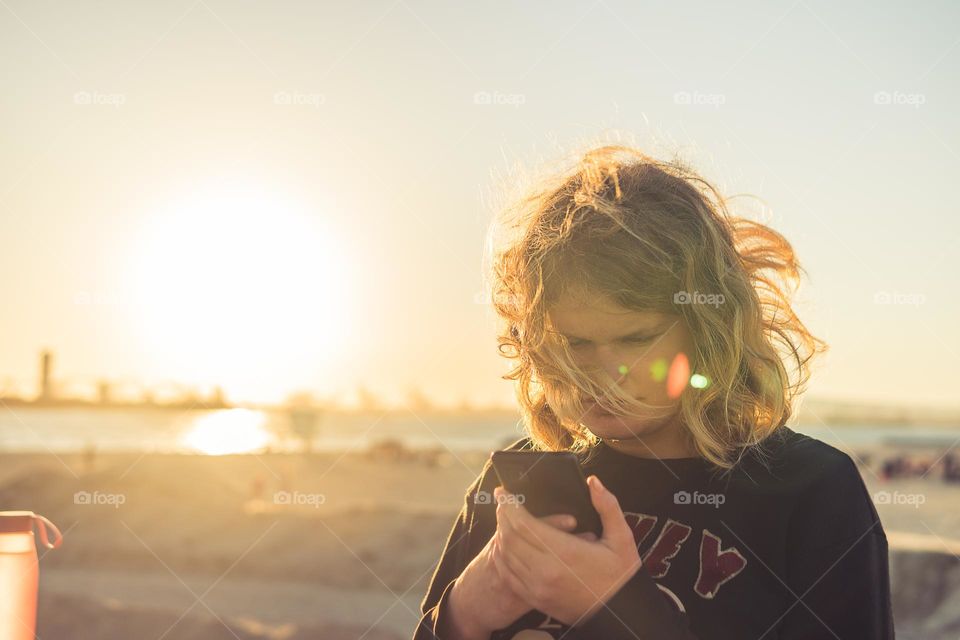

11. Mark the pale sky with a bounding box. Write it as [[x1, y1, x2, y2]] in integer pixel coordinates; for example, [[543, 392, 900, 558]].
[[1, 0, 958, 408]]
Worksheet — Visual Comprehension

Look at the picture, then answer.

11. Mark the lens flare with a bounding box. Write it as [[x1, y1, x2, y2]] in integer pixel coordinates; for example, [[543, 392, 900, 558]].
[[690, 373, 710, 389], [650, 357, 668, 382], [666, 352, 690, 399]]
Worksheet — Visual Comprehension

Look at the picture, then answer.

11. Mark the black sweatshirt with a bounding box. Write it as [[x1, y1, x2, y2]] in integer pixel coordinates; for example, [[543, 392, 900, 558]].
[[413, 425, 895, 639]]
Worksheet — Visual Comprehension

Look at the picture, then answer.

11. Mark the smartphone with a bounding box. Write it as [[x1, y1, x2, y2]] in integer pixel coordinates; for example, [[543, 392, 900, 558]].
[[490, 450, 603, 537]]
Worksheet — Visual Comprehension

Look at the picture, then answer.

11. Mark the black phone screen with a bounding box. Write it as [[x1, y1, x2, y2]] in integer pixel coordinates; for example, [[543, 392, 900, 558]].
[[490, 450, 603, 537]]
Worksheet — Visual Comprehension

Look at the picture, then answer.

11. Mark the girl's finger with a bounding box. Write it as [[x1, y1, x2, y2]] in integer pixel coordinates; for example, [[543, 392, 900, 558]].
[[587, 475, 633, 548], [494, 531, 539, 574], [502, 501, 573, 552], [500, 535, 537, 579], [497, 500, 549, 552], [494, 489, 521, 532], [501, 558, 534, 601], [539, 513, 578, 531], [497, 523, 545, 575], [492, 535, 537, 594]]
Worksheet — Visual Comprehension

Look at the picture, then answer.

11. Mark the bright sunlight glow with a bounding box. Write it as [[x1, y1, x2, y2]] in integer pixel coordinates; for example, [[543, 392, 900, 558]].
[[180, 408, 271, 455], [129, 179, 354, 401]]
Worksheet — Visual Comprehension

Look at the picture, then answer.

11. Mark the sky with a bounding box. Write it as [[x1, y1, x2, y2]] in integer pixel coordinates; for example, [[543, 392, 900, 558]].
[[1, 0, 958, 409]]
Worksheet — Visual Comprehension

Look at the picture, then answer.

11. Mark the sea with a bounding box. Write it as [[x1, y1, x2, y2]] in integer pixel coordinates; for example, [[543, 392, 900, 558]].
[[0, 406, 957, 455]]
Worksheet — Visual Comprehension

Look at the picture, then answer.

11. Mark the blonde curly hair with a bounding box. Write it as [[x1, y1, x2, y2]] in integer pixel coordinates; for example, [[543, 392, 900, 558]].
[[484, 144, 828, 470]]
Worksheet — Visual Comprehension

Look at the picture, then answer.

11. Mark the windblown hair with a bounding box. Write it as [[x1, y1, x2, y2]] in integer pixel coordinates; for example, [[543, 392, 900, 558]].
[[485, 145, 828, 471]]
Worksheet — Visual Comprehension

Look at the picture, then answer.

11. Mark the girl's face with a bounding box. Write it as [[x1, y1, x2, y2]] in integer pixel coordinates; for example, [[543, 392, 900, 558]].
[[547, 291, 695, 440]]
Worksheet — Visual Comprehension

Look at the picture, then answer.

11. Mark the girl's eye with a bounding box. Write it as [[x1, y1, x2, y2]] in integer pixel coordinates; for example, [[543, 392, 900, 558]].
[[623, 335, 652, 344]]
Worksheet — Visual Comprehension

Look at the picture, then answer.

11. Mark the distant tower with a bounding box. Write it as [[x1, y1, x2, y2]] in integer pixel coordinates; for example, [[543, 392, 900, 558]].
[[406, 386, 433, 413], [210, 386, 226, 407], [356, 385, 381, 411], [97, 380, 111, 405], [38, 350, 53, 402]]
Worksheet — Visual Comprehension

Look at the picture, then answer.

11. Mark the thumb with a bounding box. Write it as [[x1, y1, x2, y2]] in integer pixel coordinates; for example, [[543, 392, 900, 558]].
[[587, 475, 632, 547]]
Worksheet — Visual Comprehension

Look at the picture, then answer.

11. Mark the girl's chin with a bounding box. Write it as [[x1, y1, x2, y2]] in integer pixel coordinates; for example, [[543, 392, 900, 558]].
[[581, 411, 650, 435]]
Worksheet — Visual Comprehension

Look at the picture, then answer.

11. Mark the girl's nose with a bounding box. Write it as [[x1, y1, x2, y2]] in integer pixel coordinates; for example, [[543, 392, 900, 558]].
[[594, 344, 629, 380]]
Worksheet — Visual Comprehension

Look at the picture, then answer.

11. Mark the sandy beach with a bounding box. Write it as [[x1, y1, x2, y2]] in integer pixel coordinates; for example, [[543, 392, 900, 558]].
[[2, 443, 959, 639], [2, 448, 492, 639]]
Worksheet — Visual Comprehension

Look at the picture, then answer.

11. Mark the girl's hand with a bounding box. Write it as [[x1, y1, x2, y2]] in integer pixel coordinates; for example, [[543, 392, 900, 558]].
[[447, 509, 581, 639], [492, 475, 642, 627]]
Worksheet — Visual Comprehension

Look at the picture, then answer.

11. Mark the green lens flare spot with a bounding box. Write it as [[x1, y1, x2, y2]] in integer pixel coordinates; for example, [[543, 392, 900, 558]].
[[690, 373, 710, 389], [650, 358, 668, 382], [617, 364, 629, 376]]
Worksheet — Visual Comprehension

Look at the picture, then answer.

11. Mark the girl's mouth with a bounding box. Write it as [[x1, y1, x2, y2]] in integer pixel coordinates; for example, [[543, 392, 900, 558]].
[[582, 399, 614, 415], [581, 396, 643, 416]]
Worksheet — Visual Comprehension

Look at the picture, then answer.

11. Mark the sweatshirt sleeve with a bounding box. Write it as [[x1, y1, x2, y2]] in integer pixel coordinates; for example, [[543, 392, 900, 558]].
[[412, 467, 488, 640], [567, 563, 699, 639], [778, 454, 895, 639]]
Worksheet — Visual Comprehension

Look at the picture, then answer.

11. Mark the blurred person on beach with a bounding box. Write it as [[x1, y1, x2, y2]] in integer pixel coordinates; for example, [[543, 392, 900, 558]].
[[414, 145, 894, 639]]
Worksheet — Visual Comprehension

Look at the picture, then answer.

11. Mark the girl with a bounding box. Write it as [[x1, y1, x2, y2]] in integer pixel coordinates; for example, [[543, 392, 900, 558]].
[[414, 145, 894, 639]]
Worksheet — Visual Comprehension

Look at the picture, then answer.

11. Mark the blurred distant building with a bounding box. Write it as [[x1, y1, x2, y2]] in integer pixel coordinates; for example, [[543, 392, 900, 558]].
[[406, 386, 433, 413], [209, 386, 226, 407], [456, 395, 473, 412], [355, 385, 382, 411], [286, 391, 322, 453], [38, 350, 53, 402], [97, 380, 111, 405]]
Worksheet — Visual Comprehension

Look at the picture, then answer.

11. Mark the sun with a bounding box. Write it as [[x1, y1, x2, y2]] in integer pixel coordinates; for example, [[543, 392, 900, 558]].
[[180, 408, 271, 455], [129, 179, 354, 401]]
